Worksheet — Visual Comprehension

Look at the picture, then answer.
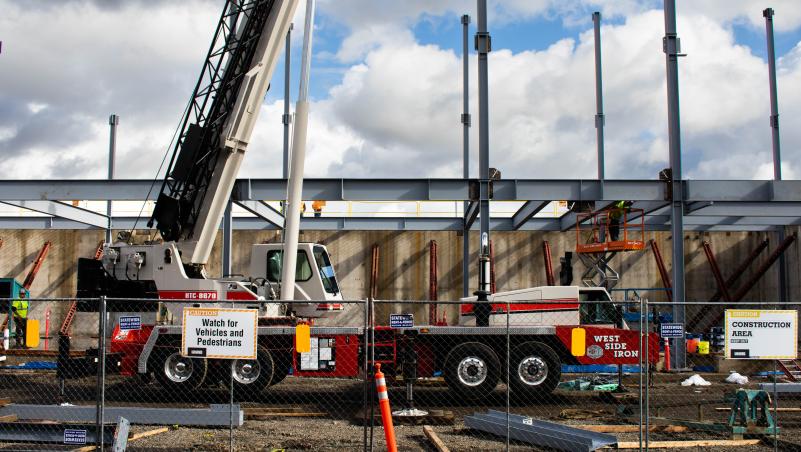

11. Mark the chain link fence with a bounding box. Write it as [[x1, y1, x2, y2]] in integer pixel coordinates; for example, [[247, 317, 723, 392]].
[[0, 296, 798, 450]]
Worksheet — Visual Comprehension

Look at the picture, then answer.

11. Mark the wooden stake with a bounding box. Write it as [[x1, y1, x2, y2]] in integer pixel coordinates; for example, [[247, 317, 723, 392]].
[[581, 424, 688, 433], [423, 425, 450, 452]]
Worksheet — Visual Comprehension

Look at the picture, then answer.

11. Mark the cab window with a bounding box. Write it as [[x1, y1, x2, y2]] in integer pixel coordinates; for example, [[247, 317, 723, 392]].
[[266, 250, 313, 282], [579, 290, 619, 325], [313, 246, 340, 294]]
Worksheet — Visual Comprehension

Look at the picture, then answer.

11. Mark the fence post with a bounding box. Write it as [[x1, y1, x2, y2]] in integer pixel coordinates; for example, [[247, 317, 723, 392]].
[[638, 295, 643, 450], [96, 295, 107, 451]]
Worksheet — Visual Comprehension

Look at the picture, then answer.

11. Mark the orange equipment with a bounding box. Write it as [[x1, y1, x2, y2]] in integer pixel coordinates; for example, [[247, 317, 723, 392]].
[[374, 363, 398, 452], [575, 208, 645, 254]]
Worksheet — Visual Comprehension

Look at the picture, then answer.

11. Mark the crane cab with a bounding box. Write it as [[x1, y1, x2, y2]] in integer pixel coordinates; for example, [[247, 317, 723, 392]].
[[249, 243, 343, 318]]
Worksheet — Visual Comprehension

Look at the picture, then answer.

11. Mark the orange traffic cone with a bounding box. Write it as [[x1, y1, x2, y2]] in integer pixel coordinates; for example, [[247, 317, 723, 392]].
[[375, 363, 398, 452], [663, 338, 671, 372]]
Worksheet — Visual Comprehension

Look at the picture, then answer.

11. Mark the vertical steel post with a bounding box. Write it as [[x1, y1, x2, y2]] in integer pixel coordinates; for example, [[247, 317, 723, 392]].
[[592, 12, 605, 181], [106, 115, 118, 245], [96, 295, 107, 451], [283, 24, 293, 179], [663, 0, 686, 369], [461, 14, 471, 299], [765, 8, 788, 303], [476, 0, 491, 252], [222, 200, 232, 277]]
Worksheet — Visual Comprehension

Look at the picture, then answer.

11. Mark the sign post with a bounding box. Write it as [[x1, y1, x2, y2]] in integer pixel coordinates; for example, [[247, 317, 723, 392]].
[[182, 308, 257, 359], [725, 310, 797, 359]]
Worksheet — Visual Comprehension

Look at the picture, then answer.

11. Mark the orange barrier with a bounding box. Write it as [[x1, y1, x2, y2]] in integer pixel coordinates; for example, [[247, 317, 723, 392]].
[[374, 363, 398, 452], [663, 338, 671, 372]]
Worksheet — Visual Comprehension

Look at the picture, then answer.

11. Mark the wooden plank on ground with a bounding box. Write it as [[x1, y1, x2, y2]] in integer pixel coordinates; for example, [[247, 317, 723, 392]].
[[0, 414, 18, 422], [615, 439, 761, 449], [423, 426, 450, 452], [0, 398, 11, 407], [129, 426, 169, 441], [247, 412, 326, 420], [581, 424, 688, 433]]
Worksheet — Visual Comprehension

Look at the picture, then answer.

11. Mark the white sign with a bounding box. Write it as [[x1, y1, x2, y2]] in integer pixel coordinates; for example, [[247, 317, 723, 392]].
[[725, 309, 797, 360], [182, 308, 257, 359]]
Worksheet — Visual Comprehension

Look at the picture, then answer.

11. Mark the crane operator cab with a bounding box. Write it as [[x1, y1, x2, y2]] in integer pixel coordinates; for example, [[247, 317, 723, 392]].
[[249, 243, 344, 318]]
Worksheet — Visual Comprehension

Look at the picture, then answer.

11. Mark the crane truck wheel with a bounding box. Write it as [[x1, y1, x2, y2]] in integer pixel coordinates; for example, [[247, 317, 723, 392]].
[[225, 345, 274, 397], [443, 342, 501, 400], [509, 341, 561, 399], [153, 348, 208, 392], [269, 350, 292, 386]]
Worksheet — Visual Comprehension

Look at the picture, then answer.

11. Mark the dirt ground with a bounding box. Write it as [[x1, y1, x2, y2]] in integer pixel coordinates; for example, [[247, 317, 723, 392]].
[[1, 369, 801, 451]]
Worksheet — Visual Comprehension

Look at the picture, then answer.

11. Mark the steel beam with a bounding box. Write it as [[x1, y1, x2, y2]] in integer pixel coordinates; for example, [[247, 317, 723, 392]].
[[1, 200, 108, 228], [4, 178, 801, 202], [464, 200, 479, 230], [685, 202, 801, 217], [512, 201, 549, 230], [0, 404, 244, 427], [235, 200, 284, 227]]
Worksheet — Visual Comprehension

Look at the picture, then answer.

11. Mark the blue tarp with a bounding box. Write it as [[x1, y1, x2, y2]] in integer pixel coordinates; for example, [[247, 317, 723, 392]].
[[1, 361, 57, 370], [562, 364, 642, 374]]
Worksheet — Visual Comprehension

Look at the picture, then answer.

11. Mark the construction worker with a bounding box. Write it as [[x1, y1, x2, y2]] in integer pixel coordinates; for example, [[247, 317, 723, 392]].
[[312, 200, 326, 218], [609, 201, 633, 241], [11, 289, 28, 348]]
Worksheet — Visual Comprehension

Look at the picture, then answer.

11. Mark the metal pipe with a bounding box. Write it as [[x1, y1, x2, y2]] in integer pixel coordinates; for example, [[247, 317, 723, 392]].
[[429, 240, 438, 324], [709, 238, 769, 302], [592, 12, 605, 180], [283, 23, 293, 179], [281, 0, 316, 301], [96, 295, 106, 452], [648, 239, 672, 301], [489, 240, 496, 294], [106, 115, 118, 245], [663, 0, 686, 369], [701, 242, 732, 302], [461, 14, 471, 299], [543, 241, 555, 286], [222, 200, 232, 277]]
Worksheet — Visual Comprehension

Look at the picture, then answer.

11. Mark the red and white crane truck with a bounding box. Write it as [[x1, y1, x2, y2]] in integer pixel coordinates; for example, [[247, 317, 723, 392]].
[[64, 0, 658, 400]]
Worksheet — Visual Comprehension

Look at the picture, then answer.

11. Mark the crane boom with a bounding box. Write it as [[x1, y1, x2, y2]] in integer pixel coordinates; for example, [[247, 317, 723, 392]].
[[149, 0, 298, 269]]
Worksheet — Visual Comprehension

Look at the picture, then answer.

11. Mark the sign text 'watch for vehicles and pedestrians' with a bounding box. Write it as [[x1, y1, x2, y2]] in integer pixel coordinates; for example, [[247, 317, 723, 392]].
[[182, 308, 257, 360]]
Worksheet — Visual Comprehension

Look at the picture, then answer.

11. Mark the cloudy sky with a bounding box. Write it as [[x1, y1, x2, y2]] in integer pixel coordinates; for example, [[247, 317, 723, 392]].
[[2, 0, 801, 182]]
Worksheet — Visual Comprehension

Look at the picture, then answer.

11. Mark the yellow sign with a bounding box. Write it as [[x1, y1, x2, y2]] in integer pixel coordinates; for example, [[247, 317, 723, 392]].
[[295, 323, 311, 353], [571, 327, 586, 357]]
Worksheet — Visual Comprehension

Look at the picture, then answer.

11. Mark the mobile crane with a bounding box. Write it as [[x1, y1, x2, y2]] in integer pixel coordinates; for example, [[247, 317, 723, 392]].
[[68, 0, 658, 400]]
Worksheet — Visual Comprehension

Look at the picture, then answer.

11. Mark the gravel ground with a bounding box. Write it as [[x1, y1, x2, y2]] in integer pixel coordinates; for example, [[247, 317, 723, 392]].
[[2, 369, 801, 451]]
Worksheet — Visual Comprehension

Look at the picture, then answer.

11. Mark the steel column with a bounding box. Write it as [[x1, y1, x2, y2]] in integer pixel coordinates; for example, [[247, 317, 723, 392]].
[[222, 200, 232, 277], [765, 8, 788, 303], [592, 12, 605, 181], [283, 24, 293, 179], [462, 14, 471, 298], [663, 0, 686, 369], [106, 115, 118, 244], [476, 0, 491, 281]]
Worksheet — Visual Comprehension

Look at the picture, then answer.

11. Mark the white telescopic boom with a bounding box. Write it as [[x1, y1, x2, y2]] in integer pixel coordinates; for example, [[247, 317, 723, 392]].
[[281, 0, 315, 300]]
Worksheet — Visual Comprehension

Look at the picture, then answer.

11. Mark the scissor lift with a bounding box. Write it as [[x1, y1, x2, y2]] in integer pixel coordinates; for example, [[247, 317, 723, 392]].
[[575, 208, 645, 289]]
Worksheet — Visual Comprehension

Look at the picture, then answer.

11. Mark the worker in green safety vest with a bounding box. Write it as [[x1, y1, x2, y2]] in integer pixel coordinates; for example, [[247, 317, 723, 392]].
[[11, 289, 28, 348], [608, 201, 633, 242]]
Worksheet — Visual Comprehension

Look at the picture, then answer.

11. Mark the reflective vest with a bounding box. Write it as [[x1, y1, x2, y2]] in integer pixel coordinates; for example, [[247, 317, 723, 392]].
[[609, 201, 628, 220], [11, 299, 28, 319]]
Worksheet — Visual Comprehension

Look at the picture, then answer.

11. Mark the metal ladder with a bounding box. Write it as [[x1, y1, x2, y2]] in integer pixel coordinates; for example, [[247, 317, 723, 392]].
[[578, 251, 620, 289]]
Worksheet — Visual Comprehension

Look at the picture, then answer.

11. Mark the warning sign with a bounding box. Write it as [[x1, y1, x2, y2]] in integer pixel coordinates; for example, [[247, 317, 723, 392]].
[[725, 309, 797, 360], [182, 308, 257, 359]]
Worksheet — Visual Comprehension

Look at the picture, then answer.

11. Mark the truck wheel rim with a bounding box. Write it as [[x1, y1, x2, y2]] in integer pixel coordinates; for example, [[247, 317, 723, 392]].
[[164, 353, 193, 383], [457, 357, 487, 387], [517, 356, 547, 386], [232, 359, 260, 384]]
